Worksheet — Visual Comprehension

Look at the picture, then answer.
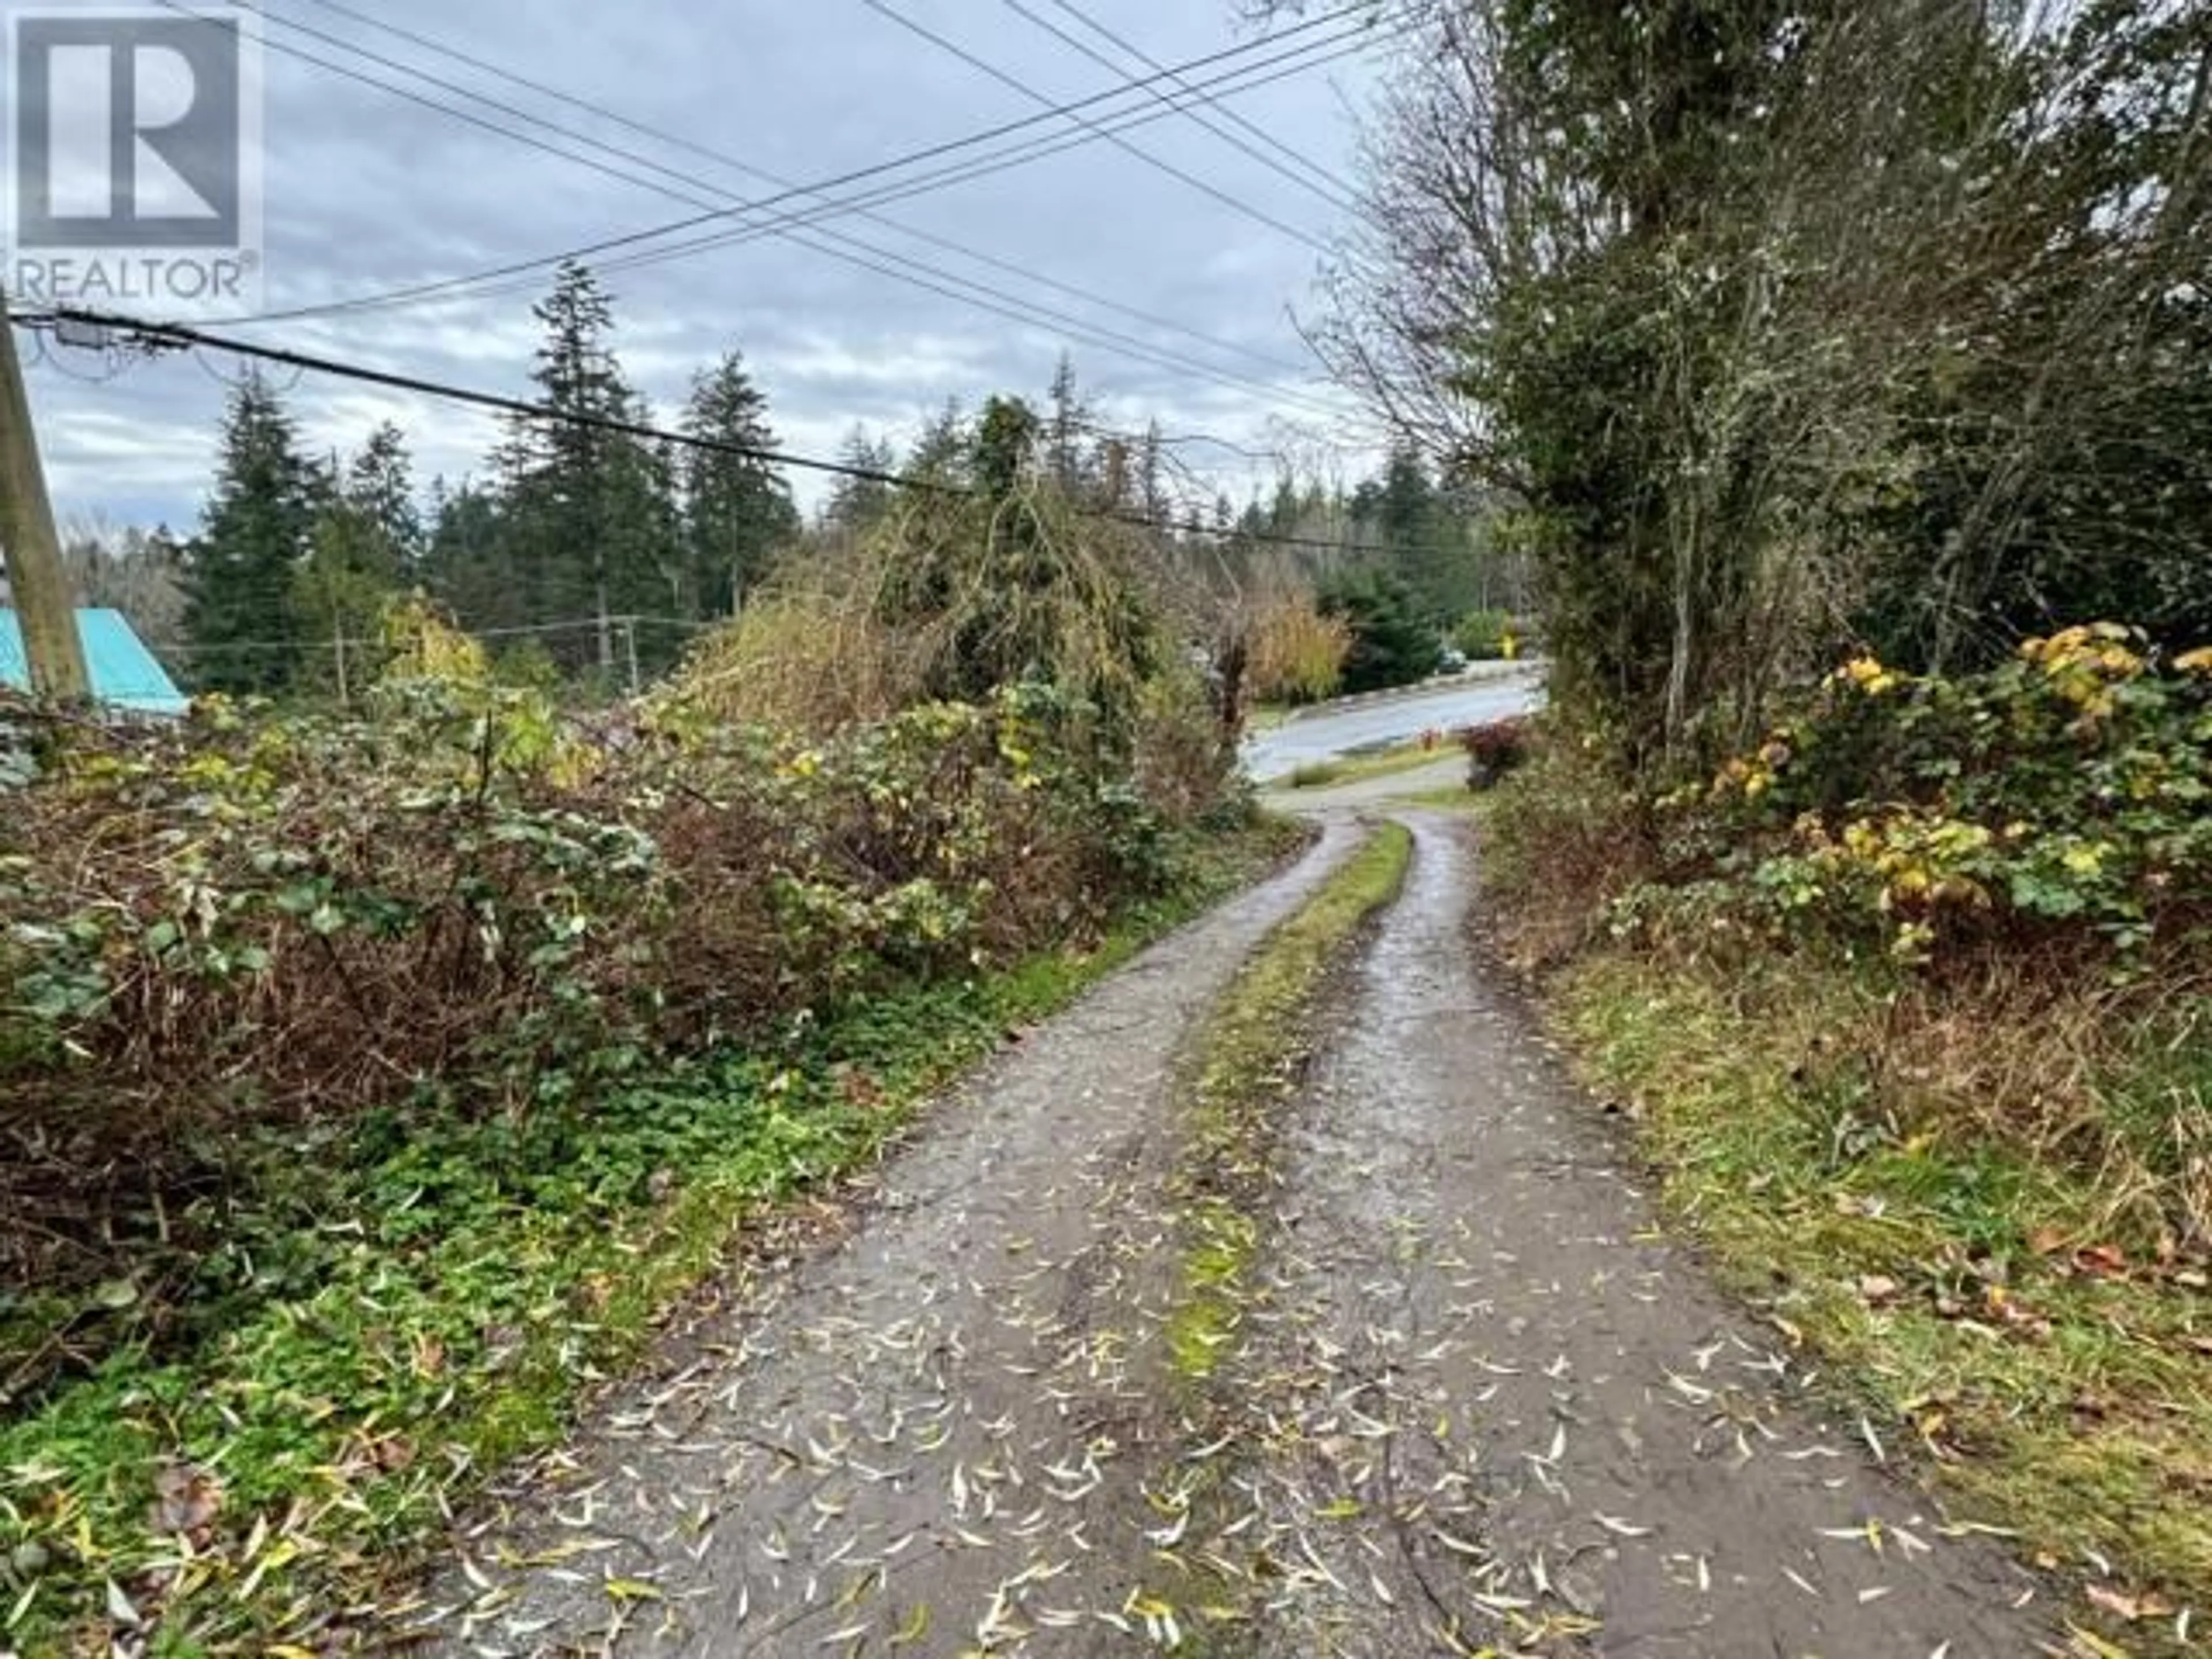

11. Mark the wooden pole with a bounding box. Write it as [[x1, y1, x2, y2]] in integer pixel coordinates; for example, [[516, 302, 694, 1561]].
[[0, 294, 90, 699]]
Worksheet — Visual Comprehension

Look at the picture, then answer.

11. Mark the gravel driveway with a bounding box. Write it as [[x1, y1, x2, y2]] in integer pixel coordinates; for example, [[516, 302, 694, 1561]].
[[416, 813, 2056, 1657], [418, 823, 1366, 1655]]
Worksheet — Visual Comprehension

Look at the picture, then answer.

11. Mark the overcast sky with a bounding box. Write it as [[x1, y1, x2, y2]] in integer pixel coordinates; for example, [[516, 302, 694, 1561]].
[[23, 0, 1395, 534]]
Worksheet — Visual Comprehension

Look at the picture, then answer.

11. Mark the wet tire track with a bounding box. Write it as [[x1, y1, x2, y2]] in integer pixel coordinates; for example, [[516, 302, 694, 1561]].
[[415, 823, 1366, 1656], [416, 808, 2065, 1658], [1221, 812, 2053, 1658]]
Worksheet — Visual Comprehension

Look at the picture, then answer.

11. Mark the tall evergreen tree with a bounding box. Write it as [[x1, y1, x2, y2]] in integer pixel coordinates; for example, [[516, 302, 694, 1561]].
[[422, 478, 510, 632], [824, 425, 900, 531], [1137, 421, 1168, 524], [679, 352, 798, 619], [1044, 353, 1093, 496], [1380, 446, 1471, 622], [293, 424, 423, 700], [975, 396, 1041, 501], [1344, 448, 1487, 624], [339, 422, 423, 580], [904, 399, 969, 484], [616, 431, 687, 676], [182, 372, 317, 694], [1319, 565, 1437, 694], [492, 260, 677, 676]]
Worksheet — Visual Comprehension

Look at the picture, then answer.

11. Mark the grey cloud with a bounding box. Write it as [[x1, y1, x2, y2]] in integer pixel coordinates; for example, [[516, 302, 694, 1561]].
[[24, 0, 1386, 526]]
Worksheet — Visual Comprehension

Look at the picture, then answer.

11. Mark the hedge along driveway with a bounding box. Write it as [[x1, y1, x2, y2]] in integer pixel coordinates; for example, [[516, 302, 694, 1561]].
[[0, 827, 1298, 1653]]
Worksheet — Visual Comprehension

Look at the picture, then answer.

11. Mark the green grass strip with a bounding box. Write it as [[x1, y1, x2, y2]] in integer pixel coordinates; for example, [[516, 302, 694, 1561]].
[[1167, 823, 1414, 1381], [1271, 741, 1456, 793]]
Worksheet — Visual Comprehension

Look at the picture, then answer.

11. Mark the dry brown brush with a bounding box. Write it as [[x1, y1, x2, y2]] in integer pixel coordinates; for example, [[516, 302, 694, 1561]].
[[0, 571, 1237, 1397]]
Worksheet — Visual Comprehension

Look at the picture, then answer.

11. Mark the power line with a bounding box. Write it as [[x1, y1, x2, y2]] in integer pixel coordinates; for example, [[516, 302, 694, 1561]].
[[998, 0, 1362, 216], [855, 0, 1336, 257], [1065, 415, 1296, 465], [211, 5, 1382, 328], [285, 28, 1391, 347], [207, 36, 1393, 427], [175, 1, 1384, 422], [183, 5, 1355, 421], [153, 2, 1377, 424], [1040, 0, 1365, 206], [518, 24, 1395, 329], [21, 306, 1429, 562], [37, 305, 952, 488], [275, 0, 1323, 382]]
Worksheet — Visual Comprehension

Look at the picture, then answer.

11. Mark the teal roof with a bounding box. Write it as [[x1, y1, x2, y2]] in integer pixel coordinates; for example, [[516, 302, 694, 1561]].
[[0, 608, 188, 715]]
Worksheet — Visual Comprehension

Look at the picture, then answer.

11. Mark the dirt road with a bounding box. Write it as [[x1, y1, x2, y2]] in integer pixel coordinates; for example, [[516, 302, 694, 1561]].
[[421, 816, 2055, 1657], [417, 820, 1368, 1653]]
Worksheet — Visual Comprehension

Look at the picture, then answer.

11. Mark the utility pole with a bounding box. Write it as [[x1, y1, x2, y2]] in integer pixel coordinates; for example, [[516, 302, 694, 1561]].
[[0, 294, 90, 700]]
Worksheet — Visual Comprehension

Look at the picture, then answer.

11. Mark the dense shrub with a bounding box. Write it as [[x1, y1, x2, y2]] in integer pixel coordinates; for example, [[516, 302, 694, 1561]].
[[1453, 609, 1518, 661], [1461, 715, 1533, 789], [1613, 627, 2212, 967], [1317, 566, 1437, 694], [1, 690, 1201, 1123], [656, 586, 922, 734], [1131, 664, 1248, 827], [0, 608, 1234, 1401], [1476, 629, 2212, 1244], [1475, 725, 1656, 968]]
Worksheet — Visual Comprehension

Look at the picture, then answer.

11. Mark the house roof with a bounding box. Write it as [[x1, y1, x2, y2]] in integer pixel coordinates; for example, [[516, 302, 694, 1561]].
[[0, 608, 189, 715]]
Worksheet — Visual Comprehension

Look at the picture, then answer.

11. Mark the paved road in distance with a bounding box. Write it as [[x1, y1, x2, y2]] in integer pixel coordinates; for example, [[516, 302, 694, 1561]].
[[1244, 669, 1544, 779]]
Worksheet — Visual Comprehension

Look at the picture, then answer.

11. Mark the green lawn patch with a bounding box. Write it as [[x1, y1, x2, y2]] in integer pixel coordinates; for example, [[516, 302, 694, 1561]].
[[1391, 785, 1479, 811], [1269, 741, 1456, 793]]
